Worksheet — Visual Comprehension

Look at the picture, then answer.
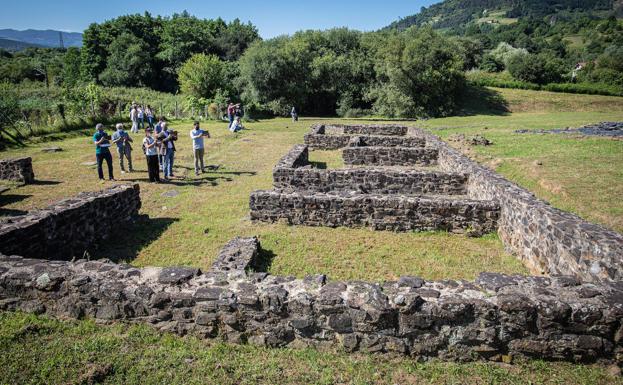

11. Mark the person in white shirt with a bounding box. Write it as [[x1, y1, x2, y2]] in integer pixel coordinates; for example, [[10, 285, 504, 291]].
[[189, 121, 210, 175], [137, 105, 145, 130], [142, 128, 160, 182], [130, 105, 139, 133]]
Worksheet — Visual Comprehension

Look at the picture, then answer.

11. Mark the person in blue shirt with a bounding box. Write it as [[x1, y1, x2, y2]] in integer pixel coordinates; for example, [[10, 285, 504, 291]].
[[111, 123, 133, 173], [189, 121, 210, 175], [92, 123, 114, 181]]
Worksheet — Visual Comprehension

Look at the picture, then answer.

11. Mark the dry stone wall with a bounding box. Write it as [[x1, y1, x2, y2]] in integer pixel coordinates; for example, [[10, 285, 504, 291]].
[[250, 190, 499, 233], [304, 124, 423, 150], [272, 144, 467, 195], [1, 237, 623, 364], [342, 147, 439, 167], [0, 184, 141, 260], [410, 129, 623, 283], [0, 157, 34, 184]]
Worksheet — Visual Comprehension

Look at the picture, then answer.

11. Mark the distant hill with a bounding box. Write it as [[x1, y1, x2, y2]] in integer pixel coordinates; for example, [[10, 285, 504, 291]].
[[386, 0, 621, 31], [0, 37, 45, 51], [0, 29, 82, 49]]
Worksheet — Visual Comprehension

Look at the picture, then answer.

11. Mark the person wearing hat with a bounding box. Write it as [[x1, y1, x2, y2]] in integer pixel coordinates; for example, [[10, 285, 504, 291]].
[[142, 128, 160, 182], [92, 123, 114, 181], [111, 123, 133, 173], [189, 121, 210, 176]]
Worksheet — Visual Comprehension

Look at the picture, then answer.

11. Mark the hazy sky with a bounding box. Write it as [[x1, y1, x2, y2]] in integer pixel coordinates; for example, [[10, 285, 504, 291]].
[[0, 0, 439, 38]]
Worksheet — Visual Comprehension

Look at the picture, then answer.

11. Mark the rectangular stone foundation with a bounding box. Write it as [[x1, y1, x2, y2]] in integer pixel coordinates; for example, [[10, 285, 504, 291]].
[[343, 147, 439, 167], [250, 190, 499, 233], [273, 167, 468, 195], [0, 184, 141, 260], [0, 157, 34, 184]]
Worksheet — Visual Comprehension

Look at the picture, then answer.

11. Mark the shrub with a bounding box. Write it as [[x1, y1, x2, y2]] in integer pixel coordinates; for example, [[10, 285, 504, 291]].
[[178, 54, 227, 100], [507, 53, 566, 85]]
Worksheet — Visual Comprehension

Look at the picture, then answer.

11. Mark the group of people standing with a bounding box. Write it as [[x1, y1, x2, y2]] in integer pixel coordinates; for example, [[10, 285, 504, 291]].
[[129, 104, 155, 133], [92, 117, 210, 183]]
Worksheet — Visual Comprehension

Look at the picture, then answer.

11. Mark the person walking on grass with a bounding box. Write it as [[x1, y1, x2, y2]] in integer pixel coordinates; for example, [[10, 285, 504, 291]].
[[130, 104, 139, 133], [159, 122, 177, 181], [93, 123, 114, 182], [190, 121, 210, 176], [291, 106, 298, 122], [143, 128, 160, 183], [111, 123, 133, 173]]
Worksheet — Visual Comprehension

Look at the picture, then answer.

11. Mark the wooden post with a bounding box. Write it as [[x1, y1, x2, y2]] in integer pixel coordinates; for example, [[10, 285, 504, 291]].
[[191, 107, 195, 119], [204, 104, 208, 120], [175, 101, 179, 119], [118, 101, 122, 119]]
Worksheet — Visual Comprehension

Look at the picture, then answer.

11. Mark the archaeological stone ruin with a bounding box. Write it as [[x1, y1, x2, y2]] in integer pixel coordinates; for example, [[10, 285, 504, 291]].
[[1, 124, 623, 365], [0, 157, 35, 184]]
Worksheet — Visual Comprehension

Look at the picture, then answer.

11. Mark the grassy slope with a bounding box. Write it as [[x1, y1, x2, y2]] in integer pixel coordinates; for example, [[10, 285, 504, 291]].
[[1, 87, 623, 384]]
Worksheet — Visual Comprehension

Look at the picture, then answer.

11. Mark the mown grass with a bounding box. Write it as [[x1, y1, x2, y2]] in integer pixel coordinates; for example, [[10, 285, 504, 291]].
[[0, 116, 527, 281], [1, 88, 623, 384], [1, 312, 620, 385], [418, 110, 623, 233]]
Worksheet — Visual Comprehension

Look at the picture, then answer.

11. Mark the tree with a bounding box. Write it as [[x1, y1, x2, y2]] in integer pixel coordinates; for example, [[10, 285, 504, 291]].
[[178, 54, 226, 99], [507, 52, 565, 84], [99, 33, 154, 87], [61, 47, 81, 87], [367, 27, 465, 118]]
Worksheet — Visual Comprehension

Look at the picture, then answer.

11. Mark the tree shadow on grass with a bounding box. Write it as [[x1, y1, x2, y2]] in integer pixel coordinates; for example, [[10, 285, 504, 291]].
[[90, 215, 179, 263], [455, 84, 510, 116]]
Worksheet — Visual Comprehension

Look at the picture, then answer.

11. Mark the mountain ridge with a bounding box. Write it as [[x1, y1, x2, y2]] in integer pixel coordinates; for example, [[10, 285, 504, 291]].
[[0, 29, 82, 49]]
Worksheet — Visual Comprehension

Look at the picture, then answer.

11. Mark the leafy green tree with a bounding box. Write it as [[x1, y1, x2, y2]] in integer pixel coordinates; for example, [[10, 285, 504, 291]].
[[178, 54, 226, 99], [367, 27, 465, 118], [99, 33, 154, 87], [507, 52, 566, 84], [61, 47, 81, 87]]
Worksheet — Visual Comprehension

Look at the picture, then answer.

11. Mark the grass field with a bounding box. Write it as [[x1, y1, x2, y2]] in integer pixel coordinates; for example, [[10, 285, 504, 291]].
[[1, 87, 623, 384]]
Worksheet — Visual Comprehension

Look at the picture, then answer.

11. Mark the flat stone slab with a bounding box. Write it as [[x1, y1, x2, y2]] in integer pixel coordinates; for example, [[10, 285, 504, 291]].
[[81, 161, 97, 166], [161, 190, 180, 198], [41, 147, 63, 152]]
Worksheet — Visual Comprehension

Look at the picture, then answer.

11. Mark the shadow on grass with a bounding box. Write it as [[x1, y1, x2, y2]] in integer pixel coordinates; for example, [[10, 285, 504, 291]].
[[0, 193, 31, 217], [253, 248, 276, 272], [309, 161, 327, 170], [456, 85, 510, 116], [31, 180, 62, 186], [91, 215, 179, 263]]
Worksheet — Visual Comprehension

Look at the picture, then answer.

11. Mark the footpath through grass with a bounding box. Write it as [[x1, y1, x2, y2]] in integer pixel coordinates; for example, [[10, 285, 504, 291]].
[[1, 312, 620, 385]]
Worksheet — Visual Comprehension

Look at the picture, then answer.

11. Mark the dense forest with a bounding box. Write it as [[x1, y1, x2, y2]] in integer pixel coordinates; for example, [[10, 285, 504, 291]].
[[1, 1, 622, 132]]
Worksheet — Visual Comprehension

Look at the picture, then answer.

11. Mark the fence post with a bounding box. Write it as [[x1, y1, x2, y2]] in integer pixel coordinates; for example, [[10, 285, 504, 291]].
[[159, 103, 163, 118], [118, 101, 122, 119], [191, 107, 195, 119], [205, 104, 208, 120], [90, 100, 95, 117], [175, 101, 179, 120]]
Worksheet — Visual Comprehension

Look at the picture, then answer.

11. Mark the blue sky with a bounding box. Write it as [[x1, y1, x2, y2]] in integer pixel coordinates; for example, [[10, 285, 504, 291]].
[[0, 0, 439, 38]]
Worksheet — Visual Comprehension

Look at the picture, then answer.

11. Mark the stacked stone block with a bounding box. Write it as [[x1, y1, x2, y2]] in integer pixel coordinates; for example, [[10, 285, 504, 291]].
[[1, 238, 622, 364], [0, 157, 34, 184], [0, 184, 141, 260]]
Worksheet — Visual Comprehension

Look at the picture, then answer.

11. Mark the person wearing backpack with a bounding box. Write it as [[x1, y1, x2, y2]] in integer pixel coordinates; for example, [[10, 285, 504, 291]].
[[142, 128, 160, 182]]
